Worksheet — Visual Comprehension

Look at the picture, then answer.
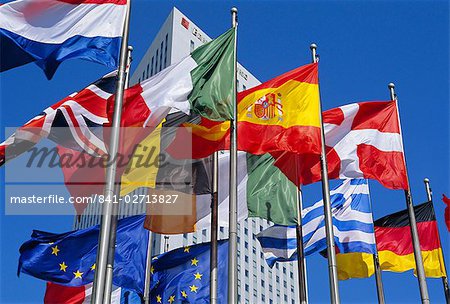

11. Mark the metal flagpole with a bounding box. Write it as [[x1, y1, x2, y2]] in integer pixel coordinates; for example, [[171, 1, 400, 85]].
[[103, 45, 134, 304], [228, 7, 239, 304], [143, 231, 154, 304], [295, 185, 308, 304], [388, 83, 430, 304], [367, 181, 385, 304], [423, 178, 450, 304], [210, 152, 219, 304], [310, 43, 340, 304], [91, 0, 132, 302]]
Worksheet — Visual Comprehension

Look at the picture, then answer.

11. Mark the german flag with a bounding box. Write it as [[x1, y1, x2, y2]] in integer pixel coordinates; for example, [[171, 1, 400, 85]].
[[167, 63, 321, 159], [376, 201, 446, 277]]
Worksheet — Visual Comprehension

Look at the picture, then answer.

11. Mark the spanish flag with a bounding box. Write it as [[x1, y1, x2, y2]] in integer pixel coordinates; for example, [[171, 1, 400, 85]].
[[337, 201, 447, 280], [375, 201, 446, 277], [237, 63, 321, 155], [167, 63, 322, 159]]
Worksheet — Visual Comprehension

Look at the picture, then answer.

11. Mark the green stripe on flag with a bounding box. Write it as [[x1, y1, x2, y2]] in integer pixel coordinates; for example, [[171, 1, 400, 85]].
[[189, 28, 235, 121], [246, 153, 298, 225]]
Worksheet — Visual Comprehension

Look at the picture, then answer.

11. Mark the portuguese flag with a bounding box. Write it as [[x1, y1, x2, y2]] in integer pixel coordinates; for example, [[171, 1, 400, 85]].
[[375, 201, 446, 277], [167, 63, 321, 159]]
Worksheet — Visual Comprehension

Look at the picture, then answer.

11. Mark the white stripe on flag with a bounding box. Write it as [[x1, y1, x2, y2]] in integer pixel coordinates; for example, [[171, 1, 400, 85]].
[[0, 0, 126, 43]]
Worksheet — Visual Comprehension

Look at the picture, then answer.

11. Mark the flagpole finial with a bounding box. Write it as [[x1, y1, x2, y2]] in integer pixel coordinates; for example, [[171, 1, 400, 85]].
[[424, 178, 430, 183], [231, 7, 238, 27], [388, 82, 395, 89], [231, 7, 238, 13], [310, 43, 317, 50], [310, 43, 318, 63], [128, 46, 133, 52]]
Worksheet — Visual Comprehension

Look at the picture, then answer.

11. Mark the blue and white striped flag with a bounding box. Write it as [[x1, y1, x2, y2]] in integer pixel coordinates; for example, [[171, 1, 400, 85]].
[[256, 179, 376, 267]]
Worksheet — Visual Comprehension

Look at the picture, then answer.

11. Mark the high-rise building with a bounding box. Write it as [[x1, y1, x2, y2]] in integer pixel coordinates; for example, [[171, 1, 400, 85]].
[[76, 7, 298, 304]]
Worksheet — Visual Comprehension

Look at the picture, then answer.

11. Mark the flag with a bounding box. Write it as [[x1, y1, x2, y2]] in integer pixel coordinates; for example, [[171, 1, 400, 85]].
[[256, 179, 376, 271], [44, 282, 141, 304], [166, 63, 321, 159], [442, 194, 450, 232], [0, 0, 126, 79], [375, 201, 446, 277], [18, 215, 148, 295], [273, 101, 408, 190], [121, 27, 235, 125], [0, 72, 116, 166], [150, 240, 228, 304]]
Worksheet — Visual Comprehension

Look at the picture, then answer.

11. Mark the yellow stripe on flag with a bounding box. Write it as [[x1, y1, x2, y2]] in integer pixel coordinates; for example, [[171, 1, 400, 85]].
[[120, 123, 162, 196], [238, 80, 320, 128], [337, 252, 375, 281], [378, 248, 447, 278]]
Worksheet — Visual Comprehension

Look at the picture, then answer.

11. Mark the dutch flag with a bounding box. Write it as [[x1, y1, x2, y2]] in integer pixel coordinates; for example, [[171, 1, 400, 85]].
[[0, 0, 127, 79]]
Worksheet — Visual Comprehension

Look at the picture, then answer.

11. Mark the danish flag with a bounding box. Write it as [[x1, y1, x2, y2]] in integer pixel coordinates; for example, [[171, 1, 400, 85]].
[[273, 100, 409, 190], [0, 72, 116, 166]]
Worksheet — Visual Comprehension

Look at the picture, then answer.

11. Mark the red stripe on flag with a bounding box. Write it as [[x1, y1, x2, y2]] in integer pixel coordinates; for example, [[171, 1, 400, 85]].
[[357, 144, 407, 189], [44, 282, 86, 304], [323, 107, 345, 126], [352, 101, 400, 133], [375, 221, 442, 256], [237, 63, 318, 100], [56, 0, 127, 5]]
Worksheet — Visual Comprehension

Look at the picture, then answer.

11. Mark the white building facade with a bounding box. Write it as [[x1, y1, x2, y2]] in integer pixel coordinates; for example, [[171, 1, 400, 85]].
[[76, 7, 299, 304]]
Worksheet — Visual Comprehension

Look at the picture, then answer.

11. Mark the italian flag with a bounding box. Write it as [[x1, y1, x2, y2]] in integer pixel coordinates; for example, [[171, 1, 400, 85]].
[[122, 27, 236, 129]]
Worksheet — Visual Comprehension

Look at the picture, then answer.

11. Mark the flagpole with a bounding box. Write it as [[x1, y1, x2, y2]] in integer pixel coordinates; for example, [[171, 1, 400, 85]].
[[210, 151, 219, 304], [388, 83, 430, 304], [103, 44, 134, 304], [310, 43, 340, 304], [91, 0, 131, 302], [295, 185, 308, 304], [423, 178, 450, 304], [143, 231, 154, 304], [367, 181, 385, 304], [227, 7, 239, 304]]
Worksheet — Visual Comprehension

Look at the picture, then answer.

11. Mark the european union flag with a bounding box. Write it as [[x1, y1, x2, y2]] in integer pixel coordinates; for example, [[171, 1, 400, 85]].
[[150, 240, 228, 304], [18, 215, 148, 295]]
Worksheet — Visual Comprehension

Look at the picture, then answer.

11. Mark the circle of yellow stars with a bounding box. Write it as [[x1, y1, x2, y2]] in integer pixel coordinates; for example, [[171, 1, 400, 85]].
[[154, 246, 205, 303], [49, 244, 96, 280]]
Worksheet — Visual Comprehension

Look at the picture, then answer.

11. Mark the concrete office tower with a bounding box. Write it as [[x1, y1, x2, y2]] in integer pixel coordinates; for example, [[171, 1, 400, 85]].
[[75, 7, 299, 304]]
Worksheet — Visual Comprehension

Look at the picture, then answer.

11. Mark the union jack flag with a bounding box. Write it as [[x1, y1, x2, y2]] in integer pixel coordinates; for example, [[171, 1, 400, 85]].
[[0, 72, 116, 166]]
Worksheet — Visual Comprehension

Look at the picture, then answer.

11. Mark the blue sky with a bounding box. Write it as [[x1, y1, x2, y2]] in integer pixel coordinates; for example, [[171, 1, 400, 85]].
[[1, 0, 449, 303]]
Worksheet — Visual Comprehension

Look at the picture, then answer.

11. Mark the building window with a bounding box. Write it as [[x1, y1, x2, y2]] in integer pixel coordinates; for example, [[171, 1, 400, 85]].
[[220, 227, 224, 233], [252, 247, 256, 254], [237, 236, 240, 244], [142, 71, 145, 80], [183, 233, 187, 240], [236, 79, 240, 91], [245, 284, 249, 292], [276, 277, 279, 283], [284, 281, 287, 288], [202, 229, 207, 237], [275, 263, 279, 270], [284, 295, 288, 302], [260, 252, 264, 259], [159, 41, 163, 71], [244, 227, 248, 235], [190, 40, 195, 53], [245, 270, 248, 277], [261, 280, 265, 287], [245, 256, 248, 263], [290, 272, 293, 279], [243, 84, 247, 91], [146, 64, 149, 79], [244, 242, 248, 249], [269, 285, 272, 292], [151, 56, 154, 76], [262, 294, 265, 302], [260, 265, 264, 273], [283, 268, 286, 274], [164, 34, 168, 68], [155, 50, 159, 73]]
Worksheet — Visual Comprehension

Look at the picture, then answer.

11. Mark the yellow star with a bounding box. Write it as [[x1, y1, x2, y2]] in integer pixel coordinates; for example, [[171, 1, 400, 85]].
[[59, 262, 68, 272], [73, 270, 83, 279], [189, 284, 198, 293], [156, 295, 162, 303], [168, 295, 175, 303], [48, 242, 54, 245], [181, 290, 188, 298], [90, 264, 96, 271], [194, 272, 203, 280], [150, 266, 154, 274], [51, 245, 60, 256], [183, 246, 190, 253], [191, 257, 199, 266]]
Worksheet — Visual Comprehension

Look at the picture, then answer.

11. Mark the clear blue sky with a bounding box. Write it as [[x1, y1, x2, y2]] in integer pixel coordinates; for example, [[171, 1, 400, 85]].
[[1, 0, 449, 303]]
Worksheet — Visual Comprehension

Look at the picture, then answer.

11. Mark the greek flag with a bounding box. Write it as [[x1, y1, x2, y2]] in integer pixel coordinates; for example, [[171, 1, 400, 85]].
[[256, 179, 376, 267]]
